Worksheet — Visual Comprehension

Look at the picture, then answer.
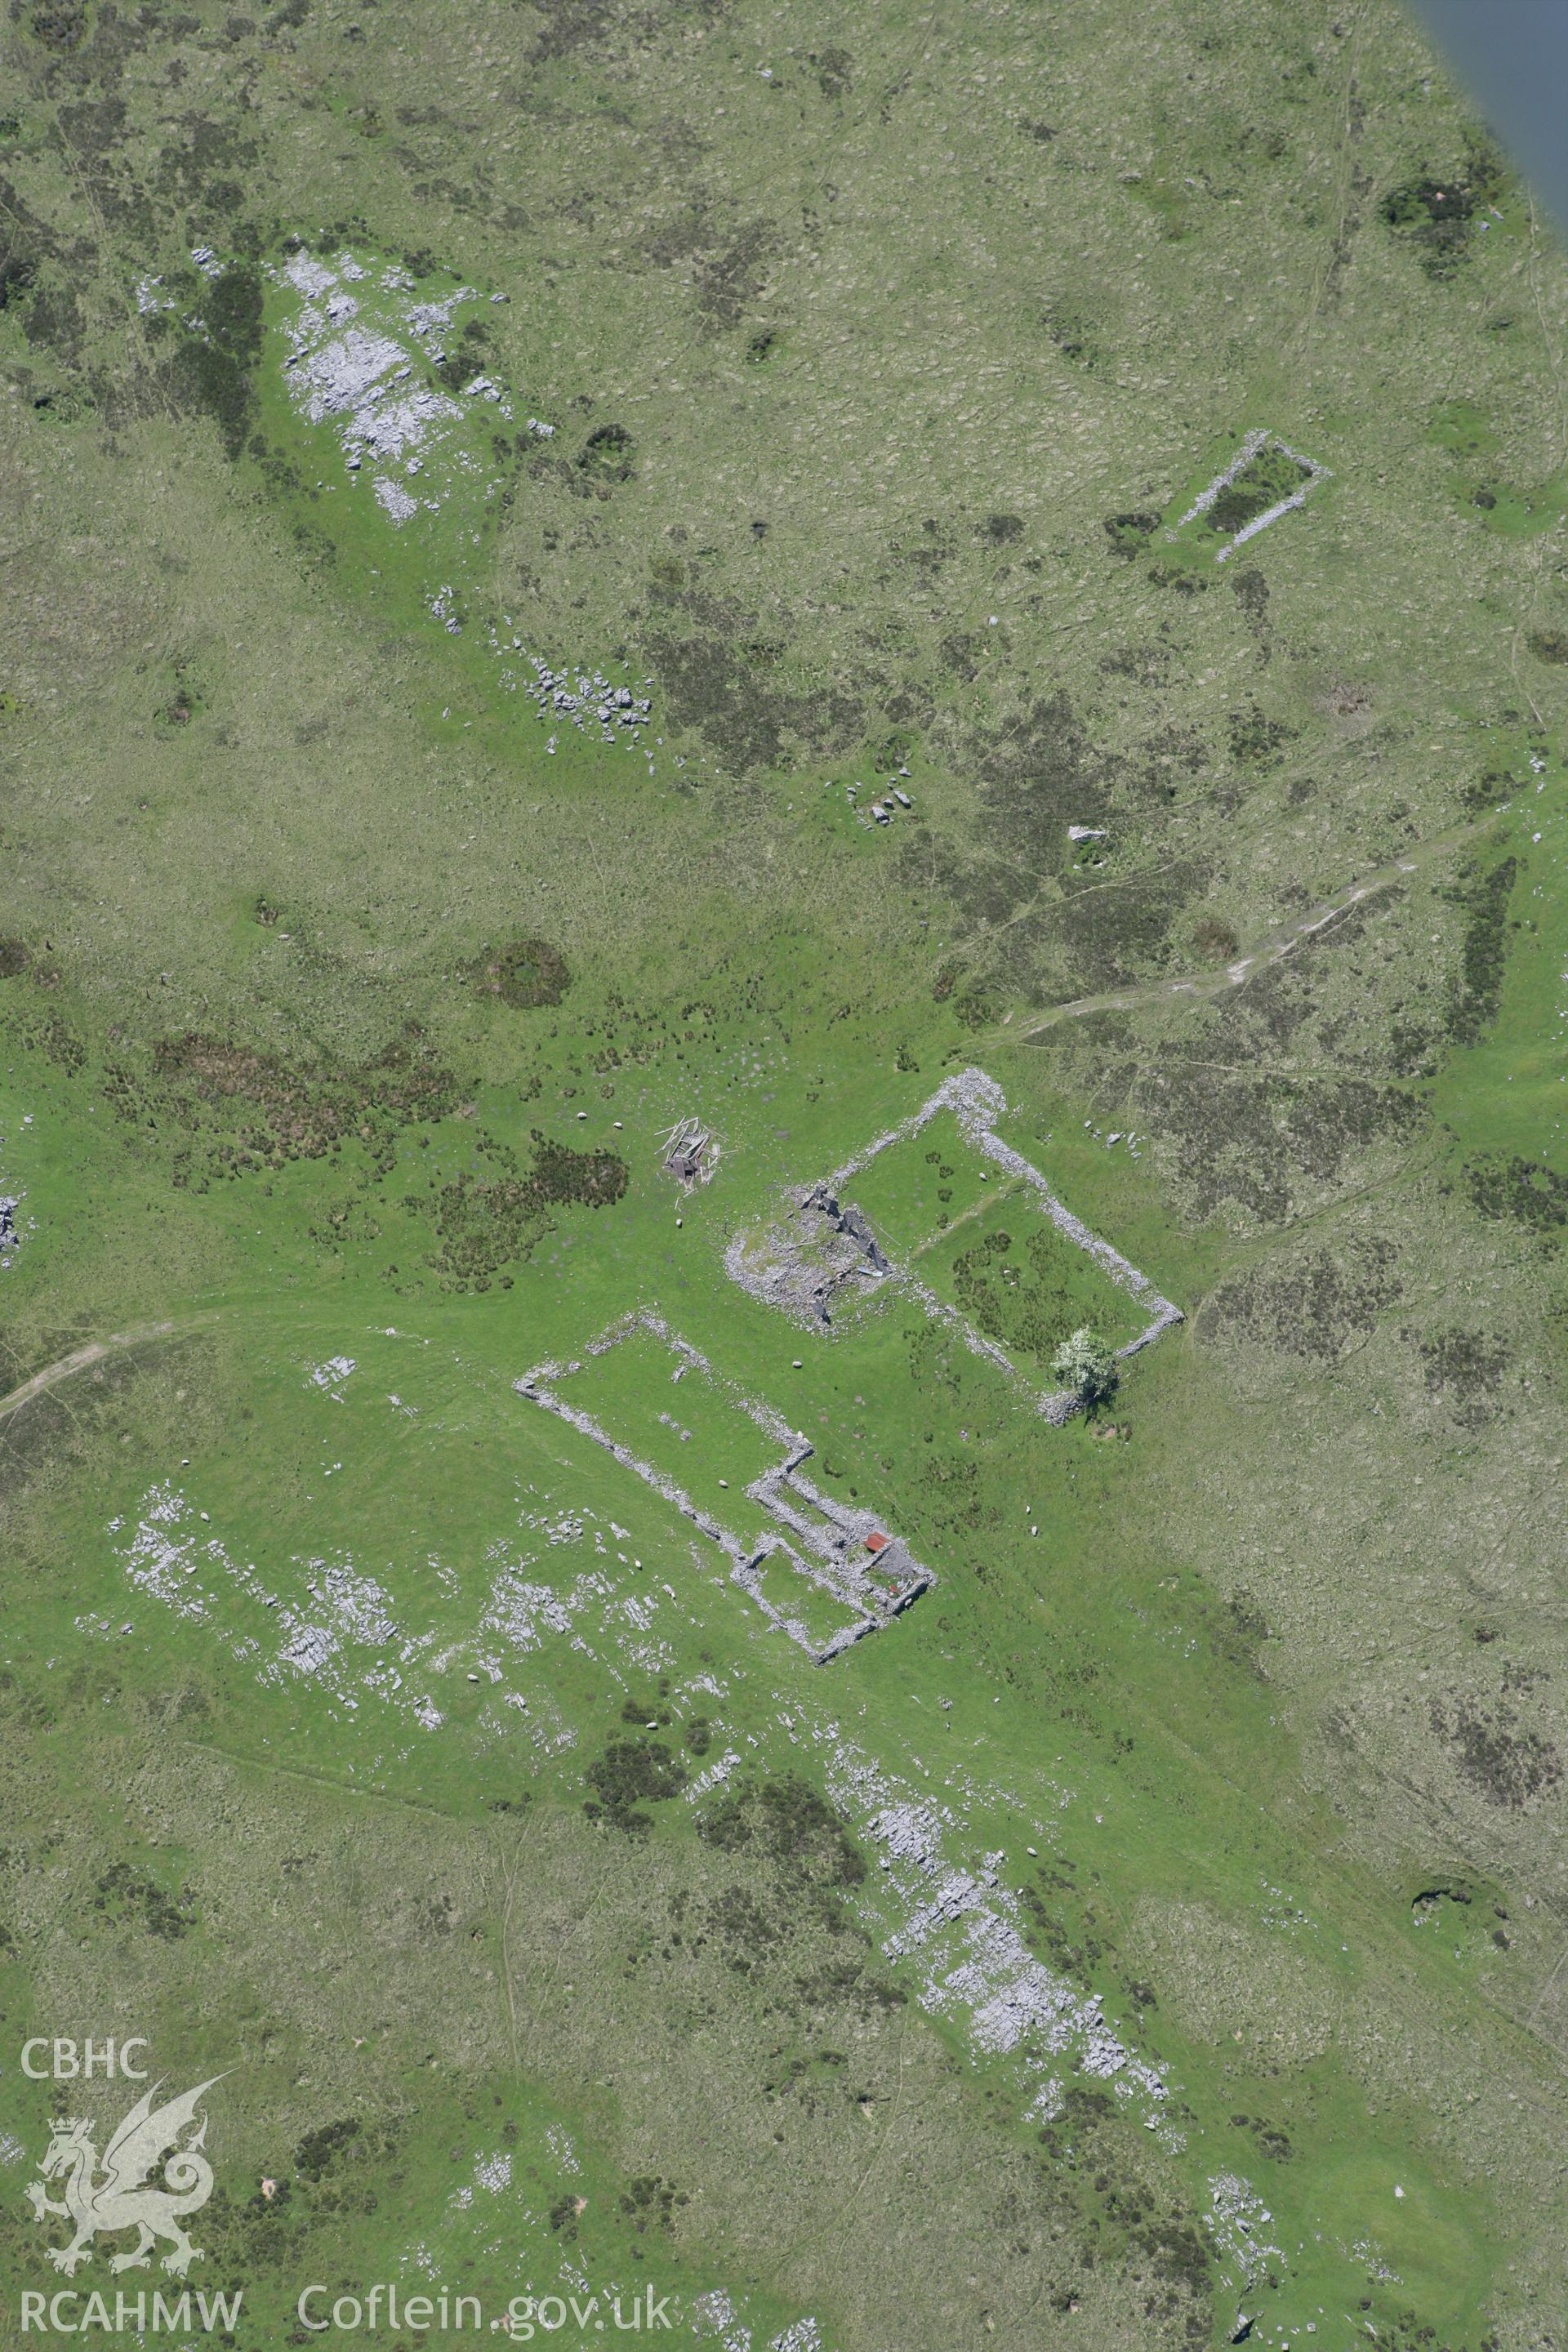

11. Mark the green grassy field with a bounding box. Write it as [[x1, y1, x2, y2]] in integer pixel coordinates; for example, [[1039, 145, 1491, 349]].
[[2, 2, 1568, 2348]]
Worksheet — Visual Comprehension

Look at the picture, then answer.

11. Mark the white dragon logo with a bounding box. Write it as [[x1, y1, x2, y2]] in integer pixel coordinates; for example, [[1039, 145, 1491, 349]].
[[26, 2074, 227, 2278]]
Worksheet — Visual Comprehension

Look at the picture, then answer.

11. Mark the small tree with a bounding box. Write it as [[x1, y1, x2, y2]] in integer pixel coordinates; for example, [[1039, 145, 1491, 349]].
[[1053, 1325, 1118, 1409]]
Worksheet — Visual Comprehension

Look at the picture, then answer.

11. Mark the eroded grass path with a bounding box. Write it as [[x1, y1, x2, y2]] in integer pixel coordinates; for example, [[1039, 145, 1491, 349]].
[[0, 1312, 244, 1422], [0, 1320, 189, 1419]]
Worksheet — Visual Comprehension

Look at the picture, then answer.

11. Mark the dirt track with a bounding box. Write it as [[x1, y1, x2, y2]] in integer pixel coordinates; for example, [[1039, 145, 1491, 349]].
[[0, 1320, 182, 1421], [986, 813, 1501, 1045]]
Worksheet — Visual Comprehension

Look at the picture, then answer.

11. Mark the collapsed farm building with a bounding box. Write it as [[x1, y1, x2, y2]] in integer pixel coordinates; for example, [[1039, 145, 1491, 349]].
[[725, 1067, 1182, 1421], [731, 1183, 893, 1324], [1171, 426, 1331, 564], [516, 1310, 933, 1664]]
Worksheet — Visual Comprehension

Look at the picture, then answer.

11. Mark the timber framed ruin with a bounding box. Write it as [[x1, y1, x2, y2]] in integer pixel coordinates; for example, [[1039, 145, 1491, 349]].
[[661, 1116, 719, 1190]]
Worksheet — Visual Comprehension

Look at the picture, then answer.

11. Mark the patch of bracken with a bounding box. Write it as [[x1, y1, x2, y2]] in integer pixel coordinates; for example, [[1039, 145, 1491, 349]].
[[1463, 1154, 1568, 1239], [1430, 1694, 1561, 1809], [470, 937, 570, 1009], [584, 1738, 688, 1835]]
